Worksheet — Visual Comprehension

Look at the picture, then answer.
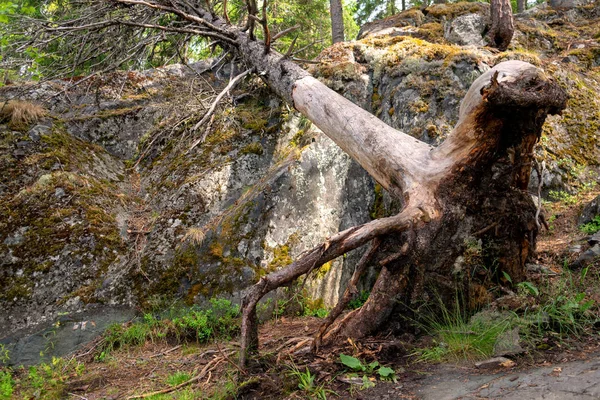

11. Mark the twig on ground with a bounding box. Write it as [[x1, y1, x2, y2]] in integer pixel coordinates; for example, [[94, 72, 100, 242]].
[[149, 345, 182, 358], [216, 341, 246, 375], [126, 356, 225, 399]]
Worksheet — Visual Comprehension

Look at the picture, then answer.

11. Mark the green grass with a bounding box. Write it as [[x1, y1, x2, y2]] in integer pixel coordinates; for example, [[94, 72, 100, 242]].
[[166, 371, 192, 386], [96, 298, 240, 360], [413, 268, 599, 362], [413, 306, 512, 362], [519, 269, 596, 342], [287, 364, 333, 400]]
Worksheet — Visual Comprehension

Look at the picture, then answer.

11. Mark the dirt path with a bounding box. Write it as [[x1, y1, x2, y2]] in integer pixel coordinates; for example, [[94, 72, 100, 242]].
[[355, 352, 600, 400], [414, 355, 600, 399]]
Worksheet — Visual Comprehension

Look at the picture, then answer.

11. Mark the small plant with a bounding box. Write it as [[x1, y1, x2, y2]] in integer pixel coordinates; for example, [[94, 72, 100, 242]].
[[287, 365, 332, 400], [166, 371, 191, 386], [339, 354, 397, 385], [547, 214, 557, 231], [0, 370, 14, 400], [182, 227, 205, 245], [0, 344, 9, 365], [16, 356, 85, 398], [548, 190, 578, 205], [517, 281, 539, 296], [348, 290, 370, 310], [580, 215, 600, 235]]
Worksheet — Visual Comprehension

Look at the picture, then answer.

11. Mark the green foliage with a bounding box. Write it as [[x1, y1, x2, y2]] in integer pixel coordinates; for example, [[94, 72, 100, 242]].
[[0, 370, 14, 400], [287, 364, 334, 400], [412, 304, 511, 362], [339, 354, 397, 383], [97, 298, 240, 359], [548, 190, 578, 205], [522, 288, 595, 340], [348, 290, 370, 309], [580, 215, 600, 235], [1, 0, 359, 81], [11, 356, 85, 399], [166, 371, 192, 386]]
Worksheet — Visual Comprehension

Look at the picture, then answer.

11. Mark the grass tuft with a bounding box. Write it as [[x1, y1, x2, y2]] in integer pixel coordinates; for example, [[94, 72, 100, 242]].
[[0, 100, 47, 129]]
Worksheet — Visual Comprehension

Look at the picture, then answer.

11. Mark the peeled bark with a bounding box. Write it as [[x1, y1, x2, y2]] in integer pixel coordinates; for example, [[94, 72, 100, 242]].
[[109, 0, 568, 368], [330, 0, 345, 44], [490, 0, 515, 50]]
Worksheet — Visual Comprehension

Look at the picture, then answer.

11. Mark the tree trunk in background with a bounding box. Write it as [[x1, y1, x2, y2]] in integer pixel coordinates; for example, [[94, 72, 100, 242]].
[[386, 0, 397, 15], [330, 0, 345, 43], [402, 0, 406, 11], [517, 0, 526, 13], [490, 0, 515, 50]]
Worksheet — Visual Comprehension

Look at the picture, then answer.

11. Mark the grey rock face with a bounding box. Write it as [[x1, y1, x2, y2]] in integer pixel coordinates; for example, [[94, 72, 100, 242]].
[[579, 195, 600, 226], [444, 13, 488, 46], [549, 0, 585, 9]]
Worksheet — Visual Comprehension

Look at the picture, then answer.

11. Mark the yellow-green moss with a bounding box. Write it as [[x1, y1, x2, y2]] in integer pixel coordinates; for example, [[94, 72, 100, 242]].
[[315, 261, 332, 279], [370, 183, 385, 219], [267, 244, 292, 272], [426, 2, 488, 19], [240, 142, 264, 156], [542, 71, 600, 171]]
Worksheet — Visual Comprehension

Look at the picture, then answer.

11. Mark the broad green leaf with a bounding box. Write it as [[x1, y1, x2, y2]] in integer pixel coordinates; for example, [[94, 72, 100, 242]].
[[378, 366, 394, 378], [339, 353, 364, 371]]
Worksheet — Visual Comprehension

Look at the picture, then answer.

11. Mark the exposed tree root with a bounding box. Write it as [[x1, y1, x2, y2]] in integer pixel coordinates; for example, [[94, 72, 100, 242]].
[[239, 208, 422, 367], [312, 237, 381, 352]]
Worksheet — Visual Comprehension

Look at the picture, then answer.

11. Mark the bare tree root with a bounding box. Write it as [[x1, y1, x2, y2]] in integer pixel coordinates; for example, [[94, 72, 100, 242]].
[[239, 207, 423, 368], [312, 237, 381, 352], [321, 263, 411, 343]]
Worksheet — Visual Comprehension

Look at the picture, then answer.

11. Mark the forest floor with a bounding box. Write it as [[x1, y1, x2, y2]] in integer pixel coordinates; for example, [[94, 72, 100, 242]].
[[4, 188, 600, 400]]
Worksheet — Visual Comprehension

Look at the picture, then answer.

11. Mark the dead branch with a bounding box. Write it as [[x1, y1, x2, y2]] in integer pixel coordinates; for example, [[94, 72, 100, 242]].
[[272, 25, 300, 42], [223, 0, 230, 23], [188, 67, 253, 152], [283, 35, 298, 59], [114, 0, 233, 38], [261, 0, 270, 52], [115, 19, 237, 44]]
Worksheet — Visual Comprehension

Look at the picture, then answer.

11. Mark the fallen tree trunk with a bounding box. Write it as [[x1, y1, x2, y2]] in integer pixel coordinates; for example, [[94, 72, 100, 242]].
[[240, 61, 567, 366], [46, 1, 567, 369]]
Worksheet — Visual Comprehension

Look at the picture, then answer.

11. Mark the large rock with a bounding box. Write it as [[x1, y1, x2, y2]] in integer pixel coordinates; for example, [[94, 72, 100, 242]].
[[2, 1, 600, 347], [444, 13, 488, 46], [579, 195, 600, 226]]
